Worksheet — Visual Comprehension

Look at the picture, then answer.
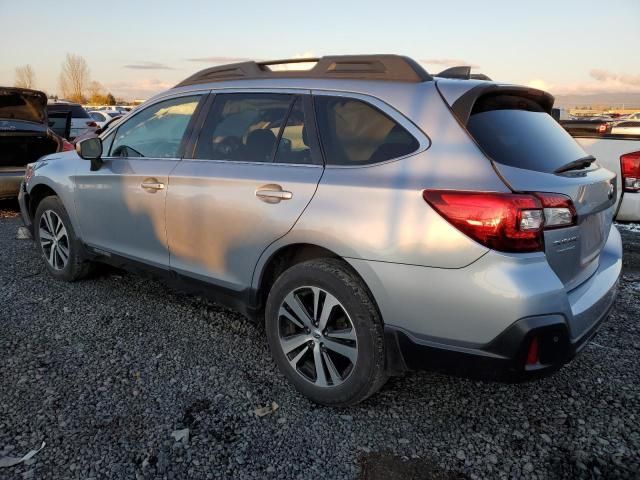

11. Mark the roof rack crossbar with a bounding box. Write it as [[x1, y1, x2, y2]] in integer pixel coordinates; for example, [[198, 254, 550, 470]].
[[175, 55, 433, 88]]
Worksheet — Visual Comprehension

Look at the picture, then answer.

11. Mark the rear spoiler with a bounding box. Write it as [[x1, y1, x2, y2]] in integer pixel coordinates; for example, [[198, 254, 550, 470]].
[[441, 84, 555, 125]]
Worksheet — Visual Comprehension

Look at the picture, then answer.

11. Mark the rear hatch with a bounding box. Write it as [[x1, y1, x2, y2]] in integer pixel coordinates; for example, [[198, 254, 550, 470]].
[[0, 88, 58, 168], [449, 86, 616, 290]]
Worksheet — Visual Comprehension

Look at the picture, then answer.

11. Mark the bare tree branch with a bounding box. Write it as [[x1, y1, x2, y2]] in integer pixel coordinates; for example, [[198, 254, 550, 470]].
[[59, 53, 90, 103], [14, 65, 35, 89]]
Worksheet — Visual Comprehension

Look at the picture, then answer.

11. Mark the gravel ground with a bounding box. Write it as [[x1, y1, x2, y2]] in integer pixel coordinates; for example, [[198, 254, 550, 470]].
[[1, 199, 639, 480]]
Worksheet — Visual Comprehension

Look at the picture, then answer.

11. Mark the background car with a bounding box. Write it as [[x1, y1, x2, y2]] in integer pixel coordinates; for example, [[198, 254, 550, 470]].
[[88, 110, 121, 128], [0, 87, 73, 199], [611, 120, 640, 136], [47, 101, 97, 139], [72, 115, 122, 144]]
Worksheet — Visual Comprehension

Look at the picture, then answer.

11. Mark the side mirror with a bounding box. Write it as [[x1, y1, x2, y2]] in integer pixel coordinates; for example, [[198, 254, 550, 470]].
[[76, 137, 103, 160], [75, 137, 104, 171]]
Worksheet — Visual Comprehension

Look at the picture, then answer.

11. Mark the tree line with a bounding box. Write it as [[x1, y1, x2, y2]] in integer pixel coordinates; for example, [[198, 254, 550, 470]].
[[14, 53, 120, 105]]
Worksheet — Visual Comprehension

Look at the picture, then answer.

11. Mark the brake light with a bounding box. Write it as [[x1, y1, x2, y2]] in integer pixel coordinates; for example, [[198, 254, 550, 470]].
[[87, 121, 98, 128], [61, 139, 75, 151], [423, 191, 544, 252], [621, 151, 640, 192], [597, 123, 607, 133], [423, 190, 578, 253]]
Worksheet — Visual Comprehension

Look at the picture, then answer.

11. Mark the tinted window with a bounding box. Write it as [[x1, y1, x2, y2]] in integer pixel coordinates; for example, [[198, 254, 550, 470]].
[[47, 104, 90, 118], [314, 96, 419, 165], [467, 95, 588, 173], [274, 97, 314, 164], [195, 93, 292, 162], [110, 95, 200, 158]]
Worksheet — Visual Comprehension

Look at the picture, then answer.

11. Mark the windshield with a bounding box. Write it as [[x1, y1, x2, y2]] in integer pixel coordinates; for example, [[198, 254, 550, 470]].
[[0, 89, 46, 124], [467, 95, 588, 173]]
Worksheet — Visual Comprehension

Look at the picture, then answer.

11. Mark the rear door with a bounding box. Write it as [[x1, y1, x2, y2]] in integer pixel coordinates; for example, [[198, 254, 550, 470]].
[[166, 90, 323, 291], [464, 92, 616, 290]]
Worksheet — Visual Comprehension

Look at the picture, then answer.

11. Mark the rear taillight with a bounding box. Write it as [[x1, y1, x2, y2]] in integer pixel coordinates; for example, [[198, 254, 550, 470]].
[[621, 151, 640, 192], [597, 123, 608, 133], [423, 190, 577, 253], [61, 139, 75, 151], [535, 192, 577, 228], [86, 121, 98, 128]]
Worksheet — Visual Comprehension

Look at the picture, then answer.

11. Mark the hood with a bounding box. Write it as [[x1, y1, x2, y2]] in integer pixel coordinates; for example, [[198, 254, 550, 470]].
[[0, 87, 48, 125]]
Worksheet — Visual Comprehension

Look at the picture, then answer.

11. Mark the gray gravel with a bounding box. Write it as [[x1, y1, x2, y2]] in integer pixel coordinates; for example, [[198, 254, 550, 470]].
[[1, 199, 639, 479]]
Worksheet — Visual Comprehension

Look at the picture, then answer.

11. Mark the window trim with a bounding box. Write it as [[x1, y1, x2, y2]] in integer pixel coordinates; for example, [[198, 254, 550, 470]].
[[100, 91, 207, 160], [310, 90, 430, 168], [184, 87, 323, 167]]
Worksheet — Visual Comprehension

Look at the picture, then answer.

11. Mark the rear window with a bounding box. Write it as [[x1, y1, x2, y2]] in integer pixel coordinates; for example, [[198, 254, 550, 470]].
[[467, 95, 587, 173], [47, 104, 90, 118]]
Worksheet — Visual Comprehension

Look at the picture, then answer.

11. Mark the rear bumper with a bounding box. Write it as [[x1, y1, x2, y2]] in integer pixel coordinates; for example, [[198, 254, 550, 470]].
[[349, 227, 622, 381], [616, 191, 640, 222], [0, 169, 25, 199]]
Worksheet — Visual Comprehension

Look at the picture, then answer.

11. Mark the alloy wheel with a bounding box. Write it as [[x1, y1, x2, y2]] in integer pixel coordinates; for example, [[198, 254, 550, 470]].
[[39, 210, 70, 270], [278, 286, 357, 387]]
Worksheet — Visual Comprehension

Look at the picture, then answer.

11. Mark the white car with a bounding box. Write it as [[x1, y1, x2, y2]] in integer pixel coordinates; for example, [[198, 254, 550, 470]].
[[88, 110, 121, 129], [47, 101, 98, 139], [627, 112, 640, 120], [611, 121, 640, 136]]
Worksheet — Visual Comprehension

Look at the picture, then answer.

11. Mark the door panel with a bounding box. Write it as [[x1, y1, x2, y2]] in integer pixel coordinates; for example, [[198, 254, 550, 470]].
[[166, 90, 323, 291], [73, 94, 204, 267], [74, 158, 179, 267], [166, 161, 322, 289]]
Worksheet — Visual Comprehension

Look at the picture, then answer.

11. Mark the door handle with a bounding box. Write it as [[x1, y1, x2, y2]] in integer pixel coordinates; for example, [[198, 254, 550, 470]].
[[141, 180, 165, 191], [255, 184, 293, 204]]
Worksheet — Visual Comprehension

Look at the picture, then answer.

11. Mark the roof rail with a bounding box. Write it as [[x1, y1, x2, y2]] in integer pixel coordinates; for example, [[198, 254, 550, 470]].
[[435, 66, 492, 81], [174, 55, 433, 88]]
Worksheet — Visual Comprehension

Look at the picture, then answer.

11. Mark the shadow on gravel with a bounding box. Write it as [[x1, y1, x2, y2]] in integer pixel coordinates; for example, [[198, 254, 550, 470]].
[[359, 453, 467, 480]]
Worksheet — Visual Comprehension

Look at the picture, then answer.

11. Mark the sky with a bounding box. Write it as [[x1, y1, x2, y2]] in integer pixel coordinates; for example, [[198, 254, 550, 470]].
[[1, 0, 638, 101]]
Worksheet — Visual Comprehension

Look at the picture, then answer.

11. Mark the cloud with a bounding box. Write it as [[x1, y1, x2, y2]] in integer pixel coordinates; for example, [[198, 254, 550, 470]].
[[419, 58, 480, 69], [527, 69, 640, 95], [103, 78, 173, 99], [186, 56, 252, 63], [124, 62, 174, 70]]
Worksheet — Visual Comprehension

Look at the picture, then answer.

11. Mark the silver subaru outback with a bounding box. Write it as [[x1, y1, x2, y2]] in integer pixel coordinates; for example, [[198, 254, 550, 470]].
[[19, 55, 622, 406]]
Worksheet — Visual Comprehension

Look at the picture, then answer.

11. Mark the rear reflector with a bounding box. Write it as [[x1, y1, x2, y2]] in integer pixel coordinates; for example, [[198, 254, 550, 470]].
[[526, 336, 539, 365], [423, 190, 578, 253], [621, 151, 640, 192]]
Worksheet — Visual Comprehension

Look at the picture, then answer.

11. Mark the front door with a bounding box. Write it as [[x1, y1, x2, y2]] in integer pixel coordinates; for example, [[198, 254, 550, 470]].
[[74, 94, 204, 268], [166, 91, 324, 291]]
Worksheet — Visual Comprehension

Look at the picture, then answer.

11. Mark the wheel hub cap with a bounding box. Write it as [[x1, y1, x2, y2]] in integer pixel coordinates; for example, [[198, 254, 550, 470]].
[[277, 286, 357, 388]]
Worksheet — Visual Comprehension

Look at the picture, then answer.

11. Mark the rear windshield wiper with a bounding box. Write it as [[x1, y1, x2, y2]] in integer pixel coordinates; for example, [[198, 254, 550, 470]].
[[554, 155, 596, 174]]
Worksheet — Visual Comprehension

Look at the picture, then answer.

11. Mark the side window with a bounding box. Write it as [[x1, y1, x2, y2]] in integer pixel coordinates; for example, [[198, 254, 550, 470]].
[[314, 96, 419, 165], [101, 130, 116, 156], [194, 93, 292, 162], [90, 112, 103, 121], [110, 95, 201, 158], [274, 97, 314, 165]]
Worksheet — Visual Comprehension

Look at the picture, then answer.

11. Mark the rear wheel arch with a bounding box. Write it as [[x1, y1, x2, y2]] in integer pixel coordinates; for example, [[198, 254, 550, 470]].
[[255, 243, 383, 324]]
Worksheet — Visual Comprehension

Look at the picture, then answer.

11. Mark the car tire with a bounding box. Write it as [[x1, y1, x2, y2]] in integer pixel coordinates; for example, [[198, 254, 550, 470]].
[[34, 195, 93, 282], [265, 258, 388, 406]]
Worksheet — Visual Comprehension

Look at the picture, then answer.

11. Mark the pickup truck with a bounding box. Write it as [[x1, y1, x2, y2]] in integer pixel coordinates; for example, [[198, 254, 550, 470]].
[[560, 121, 640, 222]]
